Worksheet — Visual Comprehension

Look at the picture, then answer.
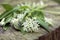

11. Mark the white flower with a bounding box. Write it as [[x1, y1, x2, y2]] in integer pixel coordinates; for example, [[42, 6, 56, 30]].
[[11, 18, 18, 24], [33, 2, 36, 7], [17, 10, 29, 21], [21, 4, 24, 6], [0, 18, 5, 25], [40, 0, 44, 6], [45, 17, 54, 26], [22, 18, 39, 32], [17, 14, 24, 21], [10, 18, 20, 29]]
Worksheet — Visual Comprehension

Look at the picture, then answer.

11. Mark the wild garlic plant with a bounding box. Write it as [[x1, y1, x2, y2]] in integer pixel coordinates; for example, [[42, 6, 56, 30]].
[[22, 17, 39, 32], [0, 1, 53, 33]]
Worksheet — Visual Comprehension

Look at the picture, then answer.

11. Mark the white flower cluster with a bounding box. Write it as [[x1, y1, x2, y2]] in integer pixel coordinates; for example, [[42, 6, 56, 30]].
[[10, 13, 25, 28], [10, 18, 19, 25], [10, 13, 40, 32], [11, 13, 25, 23], [22, 18, 39, 32], [10, 18, 20, 29], [17, 14, 25, 21], [17, 0, 44, 9], [11, 13, 40, 32]]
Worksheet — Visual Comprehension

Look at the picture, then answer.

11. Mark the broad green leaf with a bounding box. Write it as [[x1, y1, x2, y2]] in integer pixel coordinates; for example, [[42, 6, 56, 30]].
[[37, 17, 50, 32], [20, 6, 29, 9], [30, 9, 45, 21], [1, 4, 13, 11], [18, 6, 29, 13]]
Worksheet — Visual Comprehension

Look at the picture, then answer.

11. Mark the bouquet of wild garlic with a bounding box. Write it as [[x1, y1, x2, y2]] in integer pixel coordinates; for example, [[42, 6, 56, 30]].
[[0, 2, 53, 33]]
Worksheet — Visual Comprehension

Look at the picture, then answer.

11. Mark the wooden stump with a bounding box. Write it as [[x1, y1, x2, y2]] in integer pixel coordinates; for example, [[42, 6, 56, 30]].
[[38, 27, 60, 40]]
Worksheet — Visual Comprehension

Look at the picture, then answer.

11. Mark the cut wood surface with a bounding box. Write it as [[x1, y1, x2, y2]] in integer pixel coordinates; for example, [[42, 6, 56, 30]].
[[38, 26, 60, 40]]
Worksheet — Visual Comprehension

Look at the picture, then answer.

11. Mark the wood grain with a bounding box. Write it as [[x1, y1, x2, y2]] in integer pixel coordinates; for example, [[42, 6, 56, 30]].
[[38, 26, 60, 40]]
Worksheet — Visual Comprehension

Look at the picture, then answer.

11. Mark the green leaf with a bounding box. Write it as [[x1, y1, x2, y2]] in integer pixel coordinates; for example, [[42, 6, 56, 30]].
[[37, 18, 50, 32], [5, 16, 12, 24], [20, 6, 29, 9], [18, 6, 29, 14], [30, 10, 45, 21], [1, 4, 13, 11], [31, 10, 44, 21], [0, 6, 18, 19]]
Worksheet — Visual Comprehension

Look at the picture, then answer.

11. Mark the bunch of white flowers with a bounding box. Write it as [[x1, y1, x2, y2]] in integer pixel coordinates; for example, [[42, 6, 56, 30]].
[[10, 13, 25, 29], [11, 12, 25, 24], [10, 18, 20, 29], [17, 14, 25, 21], [22, 18, 39, 32]]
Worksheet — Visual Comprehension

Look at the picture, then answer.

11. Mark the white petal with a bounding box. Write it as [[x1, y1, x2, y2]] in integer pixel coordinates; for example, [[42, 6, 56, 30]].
[[40, 0, 44, 6]]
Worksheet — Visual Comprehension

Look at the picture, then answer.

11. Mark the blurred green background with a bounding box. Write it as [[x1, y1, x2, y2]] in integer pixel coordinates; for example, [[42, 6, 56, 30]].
[[0, 0, 59, 4]]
